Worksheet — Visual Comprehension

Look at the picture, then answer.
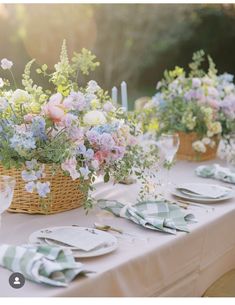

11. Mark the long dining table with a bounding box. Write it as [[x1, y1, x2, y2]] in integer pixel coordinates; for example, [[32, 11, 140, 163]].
[[0, 159, 235, 297]]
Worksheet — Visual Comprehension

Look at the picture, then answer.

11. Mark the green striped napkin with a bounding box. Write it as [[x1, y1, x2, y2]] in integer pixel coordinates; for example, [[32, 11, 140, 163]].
[[195, 164, 235, 184], [97, 199, 196, 234], [0, 244, 89, 287]]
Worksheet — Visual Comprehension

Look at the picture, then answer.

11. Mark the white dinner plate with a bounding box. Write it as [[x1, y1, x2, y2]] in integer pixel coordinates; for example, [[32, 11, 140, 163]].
[[29, 226, 118, 258], [170, 183, 235, 203]]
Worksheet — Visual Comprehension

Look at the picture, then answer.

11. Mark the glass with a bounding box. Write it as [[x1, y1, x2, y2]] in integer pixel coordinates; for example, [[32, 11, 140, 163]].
[[156, 133, 180, 193], [0, 176, 16, 227], [225, 134, 235, 169]]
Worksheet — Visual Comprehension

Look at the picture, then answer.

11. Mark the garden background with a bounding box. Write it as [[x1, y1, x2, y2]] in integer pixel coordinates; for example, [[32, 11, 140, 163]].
[[0, 3, 235, 109]]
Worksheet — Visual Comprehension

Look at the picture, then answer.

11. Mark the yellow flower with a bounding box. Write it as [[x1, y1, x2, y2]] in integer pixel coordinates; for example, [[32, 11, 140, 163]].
[[182, 111, 196, 130], [90, 99, 101, 109], [148, 119, 159, 132], [207, 121, 222, 137], [169, 66, 184, 78]]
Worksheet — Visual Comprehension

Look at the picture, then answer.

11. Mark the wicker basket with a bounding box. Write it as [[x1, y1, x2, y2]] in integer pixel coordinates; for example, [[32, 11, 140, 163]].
[[177, 132, 219, 161], [0, 164, 87, 214]]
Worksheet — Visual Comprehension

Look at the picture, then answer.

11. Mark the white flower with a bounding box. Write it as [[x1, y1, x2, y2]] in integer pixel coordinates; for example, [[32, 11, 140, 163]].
[[86, 80, 100, 94], [83, 110, 107, 126], [202, 76, 213, 86], [91, 159, 99, 170], [202, 137, 211, 145], [11, 89, 31, 104], [103, 101, 115, 112], [192, 78, 201, 88], [192, 140, 206, 153], [1, 58, 13, 70], [0, 97, 8, 111], [209, 140, 216, 148], [0, 78, 4, 88], [207, 122, 222, 137], [224, 84, 234, 95]]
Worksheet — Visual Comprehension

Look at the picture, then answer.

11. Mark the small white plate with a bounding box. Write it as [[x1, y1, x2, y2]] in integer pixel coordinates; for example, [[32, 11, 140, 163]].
[[29, 226, 118, 258], [170, 183, 235, 203]]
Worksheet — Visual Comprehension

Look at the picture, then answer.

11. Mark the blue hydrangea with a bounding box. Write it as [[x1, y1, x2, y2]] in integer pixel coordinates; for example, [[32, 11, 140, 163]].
[[92, 122, 119, 134], [218, 73, 234, 84], [152, 93, 166, 108], [31, 117, 47, 141], [10, 131, 36, 152]]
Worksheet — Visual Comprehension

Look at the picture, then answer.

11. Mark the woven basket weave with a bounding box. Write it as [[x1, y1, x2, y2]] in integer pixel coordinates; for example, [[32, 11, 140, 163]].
[[177, 132, 219, 162], [0, 164, 86, 214]]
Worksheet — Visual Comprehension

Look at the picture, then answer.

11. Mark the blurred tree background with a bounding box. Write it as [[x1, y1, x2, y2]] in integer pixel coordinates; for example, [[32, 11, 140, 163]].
[[1, 3, 235, 108]]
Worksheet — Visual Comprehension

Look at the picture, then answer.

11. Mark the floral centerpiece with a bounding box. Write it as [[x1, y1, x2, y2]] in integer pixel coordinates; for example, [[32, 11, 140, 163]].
[[0, 41, 155, 214], [141, 50, 235, 161]]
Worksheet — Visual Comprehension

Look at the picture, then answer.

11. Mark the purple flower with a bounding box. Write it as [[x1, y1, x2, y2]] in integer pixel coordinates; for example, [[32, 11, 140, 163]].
[[1, 58, 13, 70], [192, 78, 201, 88], [85, 148, 94, 160], [99, 133, 115, 150], [184, 89, 203, 101], [25, 159, 38, 170], [110, 146, 125, 161], [79, 166, 90, 180], [61, 113, 77, 127], [36, 181, 50, 198], [68, 126, 84, 142], [63, 91, 86, 111], [86, 130, 100, 145], [25, 181, 36, 193], [31, 116, 47, 141], [77, 144, 87, 155], [21, 170, 37, 182]]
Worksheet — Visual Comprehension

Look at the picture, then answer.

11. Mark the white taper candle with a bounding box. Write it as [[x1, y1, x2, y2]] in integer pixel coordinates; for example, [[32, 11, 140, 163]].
[[121, 81, 128, 111], [111, 86, 118, 104]]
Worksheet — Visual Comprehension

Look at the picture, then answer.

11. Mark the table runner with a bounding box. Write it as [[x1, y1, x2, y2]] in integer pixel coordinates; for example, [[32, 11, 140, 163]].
[[0, 159, 235, 297]]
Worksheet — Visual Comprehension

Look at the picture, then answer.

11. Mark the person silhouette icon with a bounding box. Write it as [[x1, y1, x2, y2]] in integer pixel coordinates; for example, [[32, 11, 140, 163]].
[[13, 277, 20, 285], [9, 272, 25, 288]]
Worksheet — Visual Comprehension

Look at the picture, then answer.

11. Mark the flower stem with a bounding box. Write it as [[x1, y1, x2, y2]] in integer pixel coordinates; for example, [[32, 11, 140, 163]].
[[9, 70, 17, 89]]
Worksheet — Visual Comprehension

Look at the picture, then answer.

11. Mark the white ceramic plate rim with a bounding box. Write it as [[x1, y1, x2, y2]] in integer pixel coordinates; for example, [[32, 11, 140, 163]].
[[170, 183, 235, 203], [29, 226, 118, 258]]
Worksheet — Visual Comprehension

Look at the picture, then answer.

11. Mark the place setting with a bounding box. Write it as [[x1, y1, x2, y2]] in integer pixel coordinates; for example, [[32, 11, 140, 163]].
[[28, 225, 119, 258]]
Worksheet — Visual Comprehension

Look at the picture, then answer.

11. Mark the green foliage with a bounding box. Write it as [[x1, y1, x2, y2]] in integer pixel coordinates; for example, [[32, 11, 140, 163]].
[[189, 49, 205, 77], [71, 48, 100, 76], [22, 59, 48, 106]]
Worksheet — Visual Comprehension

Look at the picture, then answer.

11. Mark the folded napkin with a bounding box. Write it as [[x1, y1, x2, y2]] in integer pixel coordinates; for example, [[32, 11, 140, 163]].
[[37, 227, 109, 252], [195, 164, 235, 184], [0, 244, 89, 287], [97, 199, 196, 234], [177, 183, 228, 199]]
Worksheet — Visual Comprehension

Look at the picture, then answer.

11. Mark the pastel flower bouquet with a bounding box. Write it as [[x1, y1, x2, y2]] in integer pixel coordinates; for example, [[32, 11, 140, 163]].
[[142, 50, 235, 161], [0, 41, 155, 214]]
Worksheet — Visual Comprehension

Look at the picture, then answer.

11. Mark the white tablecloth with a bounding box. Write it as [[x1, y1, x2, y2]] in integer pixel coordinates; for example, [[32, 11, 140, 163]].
[[0, 160, 235, 297]]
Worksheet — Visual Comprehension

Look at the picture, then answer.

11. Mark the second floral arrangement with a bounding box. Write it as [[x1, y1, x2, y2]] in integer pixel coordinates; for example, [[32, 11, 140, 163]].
[[141, 50, 235, 160]]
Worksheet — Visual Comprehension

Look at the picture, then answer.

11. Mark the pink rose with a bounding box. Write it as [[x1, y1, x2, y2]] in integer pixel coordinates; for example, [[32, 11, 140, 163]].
[[206, 97, 219, 109], [94, 151, 109, 163], [42, 93, 65, 123], [24, 114, 35, 123]]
